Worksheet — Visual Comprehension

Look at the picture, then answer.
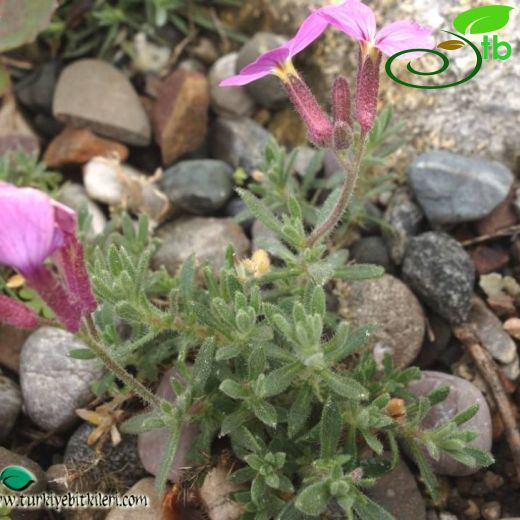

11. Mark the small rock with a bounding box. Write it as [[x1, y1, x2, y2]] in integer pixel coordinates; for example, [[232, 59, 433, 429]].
[[138, 368, 200, 483], [53, 59, 151, 146], [20, 327, 103, 431], [65, 422, 147, 487], [15, 61, 61, 114], [292, 145, 321, 176], [225, 197, 253, 230], [0, 96, 40, 156], [58, 183, 107, 239], [44, 127, 129, 167], [336, 274, 425, 368], [105, 478, 161, 520], [416, 313, 452, 369], [237, 33, 289, 109], [151, 69, 209, 165], [153, 217, 250, 275], [0, 375, 21, 441], [475, 189, 517, 236], [199, 466, 245, 520], [268, 107, 307, 146], [500, 355, 520, 381], [210, 117, 270, 173], [209, 53, 255, 117], [46, 464, 71, 494], [407, 371, 492, 476], [504, 317, 520, 340], [133, 33, 170, 73], [350, 236, 393, 273], [468, 297, 518, 364], [160, 159, 233, 214], [83, 157, 124, 206], [471, 245, 510, 275], [481, 501, 501, 520], [402, 232, 476, 323], [367, 459, 426, 520], [407, 151, 513, 225], [439, 514, 458, 520], [382, 187, 424, 264], [0, 324, 31, 372]]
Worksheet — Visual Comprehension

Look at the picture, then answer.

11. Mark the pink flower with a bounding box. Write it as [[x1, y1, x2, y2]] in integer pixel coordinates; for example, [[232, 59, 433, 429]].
[[219, 13, 328, 87], [0, 182, 96, 332]]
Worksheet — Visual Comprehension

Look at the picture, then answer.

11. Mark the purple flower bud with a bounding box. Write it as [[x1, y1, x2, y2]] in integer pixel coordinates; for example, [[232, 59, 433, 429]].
[[0, 294, 39, 329], [333, 121, 353, 150], [282, 73, 333, 148], [355, 48, 382, 134], [332, 76, 351, 126]]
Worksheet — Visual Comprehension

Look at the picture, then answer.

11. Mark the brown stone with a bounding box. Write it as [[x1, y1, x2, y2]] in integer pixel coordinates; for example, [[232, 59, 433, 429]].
[[471, 245, 510, 275], [475, 190, 518, 236], [0, 323, 32, 372], [44, 128, 129, 167], [151, 69, 209, 166]]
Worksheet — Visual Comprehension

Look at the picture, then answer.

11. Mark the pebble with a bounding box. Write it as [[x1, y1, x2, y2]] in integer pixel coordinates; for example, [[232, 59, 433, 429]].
[[0, 375, 21, 441], [366, 459, 426, 520], [58, 183, 107, 239], [210, 117, 270, 173], [236, 32, 289, 109], [382, 187, 424, 265], [407, 371, 492, 476], [471, 245, 510, 275], [481, 501, 501, 520], [407, 151, 513, 225], [402, 232, 476, 323], [336, 274, 425, 368], [416, 313, 452, 369], [153, 217, 250, 275], [53, 59, 151, 146], [83, 157, 124, 205], [132, 33, 170, 73], [20, 327, 103, 431], [64, 422, 147, 487], [467, 297, 518, 364], [105, 478, 161, 520], [138, 368, 200, 483], [0, 324, 31, 372], [15, 61, 61, 114], [350, 236, 393, 273], [208, 53, 255, 117], [199, 466, 245, 520], [160, 159, 233, 215], [44, 127, 129, 167], [151, 69, 209, 166], [292, 145, 321, 176]]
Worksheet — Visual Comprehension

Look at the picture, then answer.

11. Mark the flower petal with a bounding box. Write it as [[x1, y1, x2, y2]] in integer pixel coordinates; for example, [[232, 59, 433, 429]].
[[287, 12, 329, 55], [220, 47, 291, 86], [317, 0, 377, 43], [0, 294, 39, 329], [375, 20, 435, 58], [0, 183, 61, 275]]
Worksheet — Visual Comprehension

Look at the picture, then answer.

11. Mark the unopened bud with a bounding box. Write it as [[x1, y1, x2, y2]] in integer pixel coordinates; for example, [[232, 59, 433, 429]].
[[333, 121, 353, 150], [355, 49, 382, 134], [332, 76, 351, 126], [0, 294, 39, 329]]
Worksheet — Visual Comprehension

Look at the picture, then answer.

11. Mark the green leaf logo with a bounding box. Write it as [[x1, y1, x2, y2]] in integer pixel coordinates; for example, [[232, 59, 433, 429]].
[[453, 5, 514, 34], [0, 466, 36, 491]]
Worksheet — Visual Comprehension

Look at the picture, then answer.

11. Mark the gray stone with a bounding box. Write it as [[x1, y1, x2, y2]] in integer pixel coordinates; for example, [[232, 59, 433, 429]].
[[65, 422, 147, 487], [53, 59, 151, 146], [292, 145, 322, 176], [407, 371, 492, 476], [350, 236, 392, 273], [15, 61, 61, 114], [210, 117, 270, 173], [337, 274, 425, 368], [407, 151, 513, 225], [251, 219, 278, 252], [402, 232, 476, 323], [160, 159, 233, 215], [58, 183, 107, 239], [153, 217, 250, 275], [209, 53, 255, 117], [416, 313, 452, 369], [237, 33, 289, 109], [367, 459, 426, 520], [20, 327, 103, 431], [383, 187, 424, 264], [0, 375, 21, 441], [468, 297, 518, 364], [105, 478, 161, 520]]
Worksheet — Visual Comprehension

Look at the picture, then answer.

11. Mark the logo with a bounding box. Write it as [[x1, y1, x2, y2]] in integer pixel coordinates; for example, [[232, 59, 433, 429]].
[[386, 5, 514, 89], [0, 466, 36, 492]]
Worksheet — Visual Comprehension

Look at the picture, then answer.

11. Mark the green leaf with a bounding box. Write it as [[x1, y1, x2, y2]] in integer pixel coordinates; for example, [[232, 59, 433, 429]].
[[352, 490, 395, 520], [259, 363, 301, 398], [0, 466, 36, 491], [248, 348, 266, 380], [335, 264, 385, 281], [295, 482, 329, 516], [220, 380, 247, 400], [155, 425, 182, 497], [320, 398, 342, 459], [0, 0, 57, 52], [288, 384, 313, 438], [191, 339, 215, 394], [68, 349, 95, 360], [120, 410, 167, 434], [453, 5, 513, 35], [322, 371, 369, 400], [237, 188, 283, 236], [252, 400, 277, 428]]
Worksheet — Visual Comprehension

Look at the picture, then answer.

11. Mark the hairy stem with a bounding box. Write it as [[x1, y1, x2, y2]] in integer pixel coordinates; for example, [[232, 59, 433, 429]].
[[83, 315, 161, 408], [306, 137, 366, 248]]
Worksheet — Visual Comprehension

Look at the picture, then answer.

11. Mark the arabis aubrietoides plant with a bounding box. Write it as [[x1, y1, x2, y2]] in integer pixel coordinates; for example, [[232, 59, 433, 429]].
[[0, 1, 493, 519]]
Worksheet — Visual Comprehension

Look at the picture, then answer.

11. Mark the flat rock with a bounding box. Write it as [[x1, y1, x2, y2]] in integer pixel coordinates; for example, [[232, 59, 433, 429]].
[[337, 274, 425, 368], [210, 117, 270, 173], [105, 478, 161, 520], [237, 32, 289, 109], [20, 327, 103, 431], [44, 127, 129, 167], [153, 217, 250, 275], [209, 53, 255, 117], [160, 159, 233, 214], [351, 236, 393, 273], [53, 59, 151, 146], [403, 232, 475, 323], [0, 375, 22, 441], [407, 371, 492, 476], [151, 69, 209, 165], [407, 151, 513, 225]]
